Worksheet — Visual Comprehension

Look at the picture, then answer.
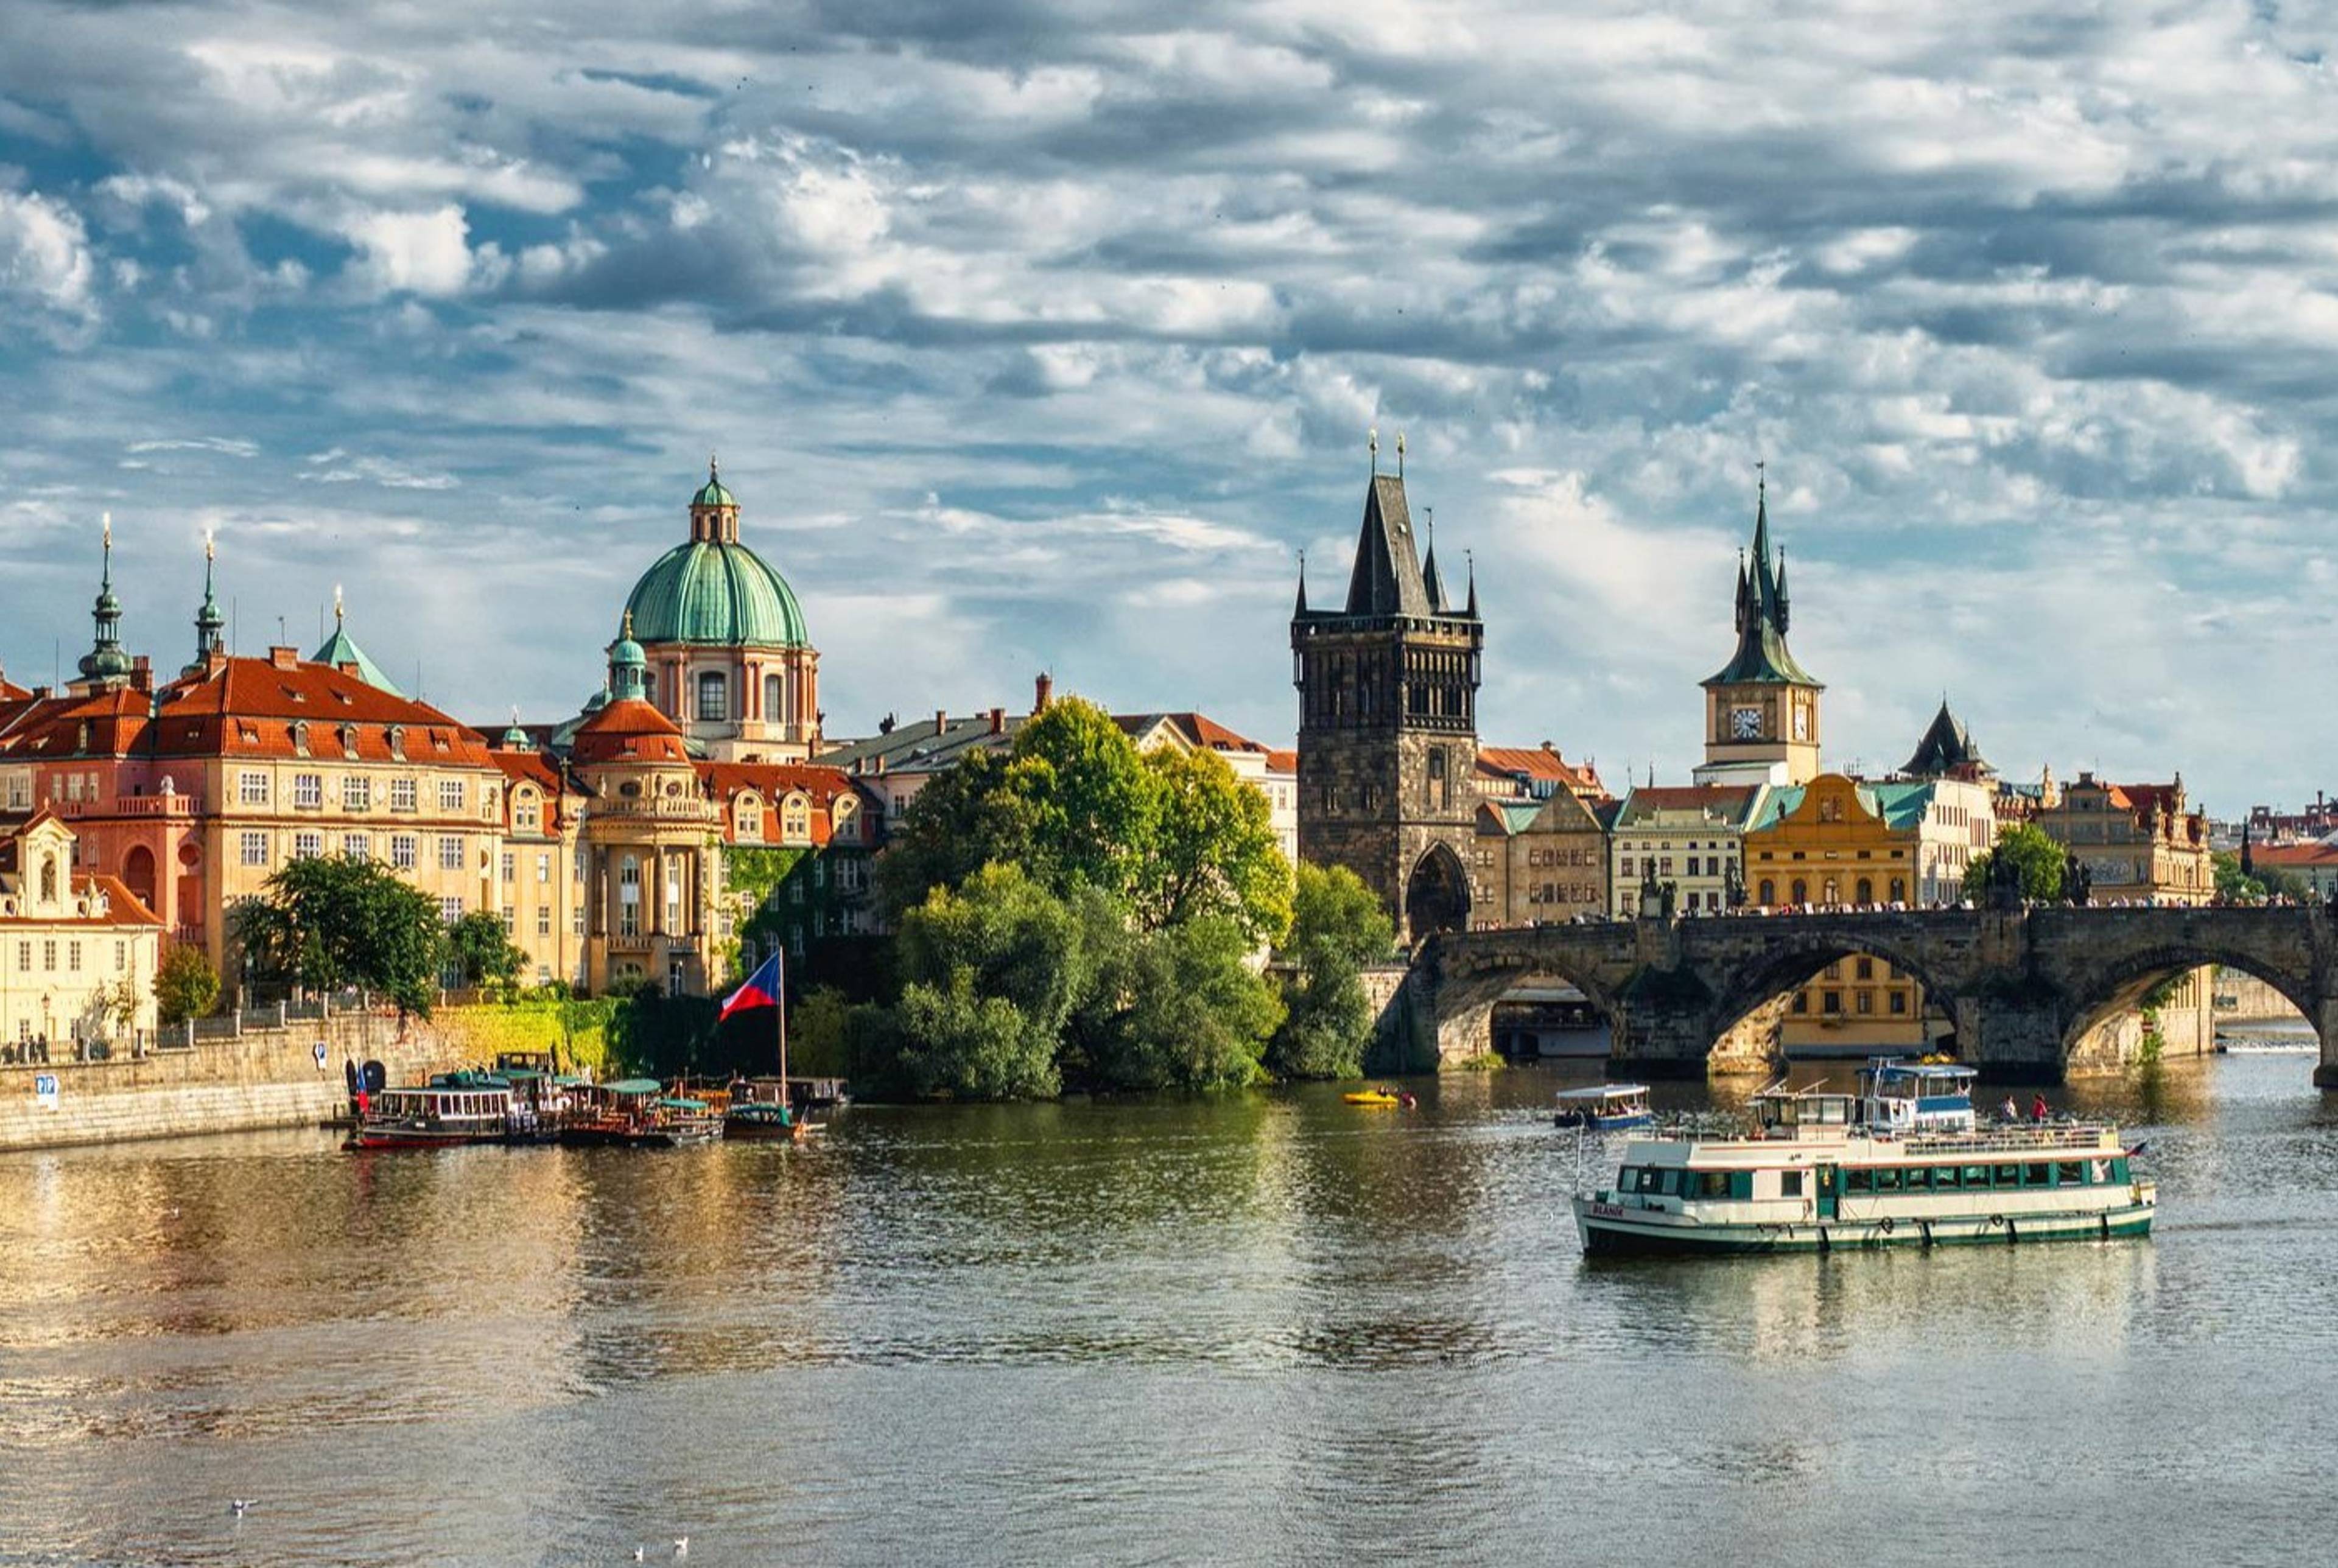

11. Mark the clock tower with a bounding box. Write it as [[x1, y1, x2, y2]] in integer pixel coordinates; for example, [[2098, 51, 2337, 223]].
[[1694, 474, 1823, 786]]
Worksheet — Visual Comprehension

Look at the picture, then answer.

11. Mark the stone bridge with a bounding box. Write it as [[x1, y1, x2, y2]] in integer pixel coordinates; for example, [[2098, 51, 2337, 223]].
[[1389, 906, 2338, 1083]]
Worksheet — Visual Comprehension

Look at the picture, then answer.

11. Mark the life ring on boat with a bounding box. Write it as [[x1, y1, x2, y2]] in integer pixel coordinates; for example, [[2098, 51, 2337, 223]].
[[1987, 1214, 2006, 1228], [1875, 1215, 1895, 1236]]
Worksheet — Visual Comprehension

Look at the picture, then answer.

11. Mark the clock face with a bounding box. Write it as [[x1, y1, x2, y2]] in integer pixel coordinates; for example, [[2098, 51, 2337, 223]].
[[1730, 706, 1761, 740], [1792, 705, 1811, 742]]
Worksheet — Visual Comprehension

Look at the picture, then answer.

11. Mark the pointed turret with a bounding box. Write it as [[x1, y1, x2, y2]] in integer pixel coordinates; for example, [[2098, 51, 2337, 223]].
[[186, 530, 226, 674], [1900, 698, 1992, 780], [1343, 474, 1434, 617], [1464, 550, 1478, 619], [78, 514, 134, 687], [608, 611, 649, 702], [1294, 552, 1309, 617], [311, 585, 404, 696], [1701, 472, 1819, 690], [1420, 507, 1449, 614]]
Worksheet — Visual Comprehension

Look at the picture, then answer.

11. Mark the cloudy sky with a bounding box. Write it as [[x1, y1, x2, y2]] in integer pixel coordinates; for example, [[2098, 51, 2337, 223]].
[[2, 1, 2332, 812]]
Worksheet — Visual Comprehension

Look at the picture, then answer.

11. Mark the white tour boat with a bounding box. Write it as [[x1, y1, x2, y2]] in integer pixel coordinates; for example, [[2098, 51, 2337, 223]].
[[1571, 1059, 2155, 1255]]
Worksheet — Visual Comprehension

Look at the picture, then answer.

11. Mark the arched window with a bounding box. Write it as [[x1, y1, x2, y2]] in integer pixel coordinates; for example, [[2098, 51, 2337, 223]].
[[833, 794, 858, 842], [764, 674, 782, 720], [782, 793, 811, 842], [1890, 877, 1907, 903], [1855, 877, 1874, 905], [737, 794, 763, 841], [1791, 878, 1808, 905], [1758, 878, 1775, 907], [1821, 878, 1840, 906], [618, 855, 641, 936], [641, 671, 656, 707], [697, 672, 728, 723]]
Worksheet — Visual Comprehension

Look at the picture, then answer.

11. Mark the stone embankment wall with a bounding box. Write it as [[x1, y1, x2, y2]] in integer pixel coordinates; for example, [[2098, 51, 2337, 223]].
[[2216, 971, 2306, 1023], [0, 1012, 476, 1153]]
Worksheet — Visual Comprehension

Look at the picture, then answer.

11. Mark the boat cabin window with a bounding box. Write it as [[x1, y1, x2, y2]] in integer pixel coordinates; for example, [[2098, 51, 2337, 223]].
[[2056, 1161, 2085, 1186], [1994, 1164, 2021, 1186], [1780, 1171, 1805, 1199], [2024, 1162, 2050, 1186], [1962, 1166, 1989, 1187], [1844, 1169, 1870, 1194], [1692, 1171, 1731, 1199]]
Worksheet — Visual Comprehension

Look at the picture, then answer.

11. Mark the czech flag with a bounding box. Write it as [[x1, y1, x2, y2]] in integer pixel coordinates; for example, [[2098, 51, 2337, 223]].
[[720, 950, 784, 1020]]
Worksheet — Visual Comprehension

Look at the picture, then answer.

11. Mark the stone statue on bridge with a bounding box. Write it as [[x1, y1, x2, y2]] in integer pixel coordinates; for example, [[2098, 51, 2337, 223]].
[[2065, 850, 2091, 908]]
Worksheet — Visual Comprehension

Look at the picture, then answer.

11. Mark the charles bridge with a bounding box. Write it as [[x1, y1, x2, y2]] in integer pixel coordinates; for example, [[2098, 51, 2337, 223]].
[[1384, 905, 2338, 1083]]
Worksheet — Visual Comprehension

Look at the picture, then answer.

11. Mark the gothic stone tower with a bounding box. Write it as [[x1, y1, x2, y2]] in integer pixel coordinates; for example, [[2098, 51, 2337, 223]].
[[1695, 475, 1824, 786], [1293, 464, 1483, 942]]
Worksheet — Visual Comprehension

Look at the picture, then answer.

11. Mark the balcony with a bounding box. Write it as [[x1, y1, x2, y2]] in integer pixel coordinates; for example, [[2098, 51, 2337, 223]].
[[49, 793, 202, 819]]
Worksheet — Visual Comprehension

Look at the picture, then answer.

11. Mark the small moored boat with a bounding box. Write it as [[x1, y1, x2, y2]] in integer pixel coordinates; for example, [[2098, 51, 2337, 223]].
[[1553, 1083, 1652, 1130], [346, 1073, 519, 1150], [724, 1100, 807, 1143], [1343, 1087, 1408, 1108]]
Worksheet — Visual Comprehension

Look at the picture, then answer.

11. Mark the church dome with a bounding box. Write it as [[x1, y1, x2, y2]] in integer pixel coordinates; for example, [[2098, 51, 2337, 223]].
[[622, 541, 809, 648]]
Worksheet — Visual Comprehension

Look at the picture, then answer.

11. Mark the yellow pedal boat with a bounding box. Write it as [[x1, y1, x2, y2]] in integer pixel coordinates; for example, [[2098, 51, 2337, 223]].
[[1343, 1090, 1403, 1108]]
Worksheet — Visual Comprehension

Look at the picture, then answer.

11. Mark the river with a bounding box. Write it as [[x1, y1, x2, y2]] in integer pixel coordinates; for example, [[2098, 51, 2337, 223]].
[[2, 1054, 2336, 1566]]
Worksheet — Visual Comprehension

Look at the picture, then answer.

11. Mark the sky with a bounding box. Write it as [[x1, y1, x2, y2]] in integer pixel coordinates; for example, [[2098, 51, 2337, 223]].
[[2, 1, 2333, 816]]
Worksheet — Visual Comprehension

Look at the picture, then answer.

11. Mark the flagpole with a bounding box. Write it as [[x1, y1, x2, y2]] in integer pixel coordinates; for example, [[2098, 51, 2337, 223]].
[[777, 947, 789, 1107]]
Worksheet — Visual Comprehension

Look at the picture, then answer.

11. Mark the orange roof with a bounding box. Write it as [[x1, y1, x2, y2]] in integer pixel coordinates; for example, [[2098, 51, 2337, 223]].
[[1477, 744, 1606, 797], [569, 699, 689, 765], [490, 749, 574, 831], [2250, 842, 2338, 867], [0, 674, 27, 702], [696, 761, 880, 846], [0, 657, 498, 769], [1265, 748, 1297, 774], [82, 873, 163, 928]]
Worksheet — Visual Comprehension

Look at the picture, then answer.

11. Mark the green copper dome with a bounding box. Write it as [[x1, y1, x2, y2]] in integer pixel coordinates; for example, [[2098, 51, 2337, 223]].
[[623, 540, 809, 648]]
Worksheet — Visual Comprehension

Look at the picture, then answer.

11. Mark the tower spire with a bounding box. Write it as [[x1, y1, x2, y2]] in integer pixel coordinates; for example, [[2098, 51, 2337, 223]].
[[189, 528, 225, 671], [79, 511, 133, 687], [1294, 550, 1308, 615]]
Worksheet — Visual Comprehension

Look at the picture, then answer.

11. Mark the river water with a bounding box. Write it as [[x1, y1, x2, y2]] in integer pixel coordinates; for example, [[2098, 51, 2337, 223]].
[[3, 1054, 2336, 1567]]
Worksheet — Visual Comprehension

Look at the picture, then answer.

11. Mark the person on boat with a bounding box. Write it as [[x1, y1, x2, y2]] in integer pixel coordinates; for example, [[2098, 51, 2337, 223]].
[[2001, 1095, 2020, 1123], [2031, 1092, 2050, 1124]]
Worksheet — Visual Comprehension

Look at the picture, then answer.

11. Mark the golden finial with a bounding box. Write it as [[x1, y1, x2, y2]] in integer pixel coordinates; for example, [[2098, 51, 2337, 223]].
[[102, 510, 112, 548], [622, 609, 634, 639], [333, 583, 345, 623], [1368, 427, 1378, 475], [204, 527, 215, 562]]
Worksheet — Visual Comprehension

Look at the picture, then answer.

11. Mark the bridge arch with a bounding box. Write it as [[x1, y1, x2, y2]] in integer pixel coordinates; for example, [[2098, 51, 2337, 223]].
[[1700, 924, 1966, 1070], [2057, 943, 2323, 1071], [1404, 842, 1470, 940]]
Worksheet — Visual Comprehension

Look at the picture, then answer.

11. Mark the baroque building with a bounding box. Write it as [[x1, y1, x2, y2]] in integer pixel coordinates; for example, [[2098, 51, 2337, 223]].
[[622, 461, 821, 761], [1696, 477, 1824, 788], [1292, 452, 1484, 940]]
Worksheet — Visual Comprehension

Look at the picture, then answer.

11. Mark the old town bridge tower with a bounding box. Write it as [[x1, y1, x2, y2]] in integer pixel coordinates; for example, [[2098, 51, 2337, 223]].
[[1293, 446, 1483, 942]]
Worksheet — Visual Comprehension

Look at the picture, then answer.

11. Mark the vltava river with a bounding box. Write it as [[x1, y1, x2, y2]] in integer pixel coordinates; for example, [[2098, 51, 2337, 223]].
[[3, 1055, 2336, 1566]]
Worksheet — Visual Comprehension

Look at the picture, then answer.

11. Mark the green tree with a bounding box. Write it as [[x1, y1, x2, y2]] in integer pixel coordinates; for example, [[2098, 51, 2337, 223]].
[[890, 863, 1086, 1099], [1139, 745, 1294, 947], [1003, 696, 1157, 898], [788, 985, 855, 1077], [232, 855, 444, 1016], [1088, 916, 1283, 1091], [877, 749, 1041, 921], [153, 942, 221, 1026], [1964, 822, 2066, 904], [1268, 864, 1398, 1080], [444, 909, 526, 989], [2213, 849, 2256, 902]]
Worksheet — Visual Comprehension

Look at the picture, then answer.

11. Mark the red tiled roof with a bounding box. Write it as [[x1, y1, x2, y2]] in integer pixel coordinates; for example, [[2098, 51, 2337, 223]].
[[2249, 842, 2338, 867], [1478, 744, 1607, 798], [569, 699, 688, 765], [695, 761, 880, 846], [82, 873, 163, 928], [0, 658, 498, 769], [1264, 748, 1297, 774], [490, 749, 574, 831]]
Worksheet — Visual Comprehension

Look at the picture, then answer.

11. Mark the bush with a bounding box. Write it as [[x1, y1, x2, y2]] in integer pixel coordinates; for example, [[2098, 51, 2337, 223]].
[[154, 943, 221, 1027]]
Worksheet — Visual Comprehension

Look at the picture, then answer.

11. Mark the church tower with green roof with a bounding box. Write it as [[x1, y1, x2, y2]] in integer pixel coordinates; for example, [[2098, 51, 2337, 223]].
[[619, 458, 821, 763], [1696, 473, 1824, 787]]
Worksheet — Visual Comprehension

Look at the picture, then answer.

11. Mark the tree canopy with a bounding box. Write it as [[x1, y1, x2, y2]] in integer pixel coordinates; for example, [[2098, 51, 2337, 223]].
[[153, 943, 220, 1026], [1268, 864, 1397, 1080], [1964, 822, 2066, 905], [444, 909, 527, 989], [232, 855, 445, 1016]]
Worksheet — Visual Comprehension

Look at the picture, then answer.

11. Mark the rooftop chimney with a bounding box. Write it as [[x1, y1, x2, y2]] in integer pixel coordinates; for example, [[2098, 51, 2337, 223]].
[[339, 662, 362, 680], [1034, 671, 1053, 713], [269, 645, 300, 670], [989, 706, 1006, 735], [935, 709, 948, 736]]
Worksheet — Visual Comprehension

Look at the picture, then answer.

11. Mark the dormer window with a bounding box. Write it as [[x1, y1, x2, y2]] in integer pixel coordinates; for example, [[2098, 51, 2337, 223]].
[[292, 719, 311, 756], [338, 723, 357, 757], [388, 725, 406, 760]]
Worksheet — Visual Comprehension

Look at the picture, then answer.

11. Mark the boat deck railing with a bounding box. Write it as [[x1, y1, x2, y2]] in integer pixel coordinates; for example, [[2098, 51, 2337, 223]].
[[1900, 1123, 2122, 1155]]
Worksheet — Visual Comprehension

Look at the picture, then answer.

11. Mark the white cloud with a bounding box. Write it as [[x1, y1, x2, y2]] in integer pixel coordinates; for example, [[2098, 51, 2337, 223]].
[[340, 205, 477, 297], [0, 189, 94, 315]]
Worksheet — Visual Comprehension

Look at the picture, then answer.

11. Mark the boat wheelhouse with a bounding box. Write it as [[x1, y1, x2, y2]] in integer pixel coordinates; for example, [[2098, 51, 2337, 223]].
[[1572, 1059, 2154, 1255], [1553, 1083, 1653, 1130]]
